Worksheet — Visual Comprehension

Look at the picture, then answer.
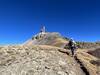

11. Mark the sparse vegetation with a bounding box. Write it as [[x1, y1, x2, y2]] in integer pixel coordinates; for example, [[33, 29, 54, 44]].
[[24, 32, 68, 48], [0, 32, 99, 75], [87, 48, 100, 58], [76, 41, 100, 49], [90, 60, 100, 66], [63, 37, 70, 41], [0, 45, 86, 75], [76, 51, 99, 75]]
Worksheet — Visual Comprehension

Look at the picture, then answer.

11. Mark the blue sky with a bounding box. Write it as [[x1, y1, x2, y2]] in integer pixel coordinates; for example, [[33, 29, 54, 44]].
[[0, 0, 100, 44]]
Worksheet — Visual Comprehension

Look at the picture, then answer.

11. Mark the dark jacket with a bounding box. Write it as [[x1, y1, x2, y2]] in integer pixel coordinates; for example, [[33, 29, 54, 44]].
[[68, 40, 76, 49]]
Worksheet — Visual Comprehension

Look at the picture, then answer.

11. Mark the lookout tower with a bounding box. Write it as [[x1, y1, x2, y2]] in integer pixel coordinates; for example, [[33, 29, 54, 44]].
[[40, 25, 46, 33]]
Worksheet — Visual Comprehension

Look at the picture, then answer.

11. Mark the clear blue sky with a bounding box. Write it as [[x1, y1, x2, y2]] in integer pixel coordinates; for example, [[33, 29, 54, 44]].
[[0, 0, 100, 44]]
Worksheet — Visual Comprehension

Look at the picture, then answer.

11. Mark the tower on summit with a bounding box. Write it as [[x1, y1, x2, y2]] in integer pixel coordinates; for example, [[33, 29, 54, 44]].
[[40, 25, 46, 33]]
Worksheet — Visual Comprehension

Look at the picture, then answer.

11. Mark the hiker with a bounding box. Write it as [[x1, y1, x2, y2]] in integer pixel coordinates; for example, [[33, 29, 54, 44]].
[[68, 38, 77, 56]]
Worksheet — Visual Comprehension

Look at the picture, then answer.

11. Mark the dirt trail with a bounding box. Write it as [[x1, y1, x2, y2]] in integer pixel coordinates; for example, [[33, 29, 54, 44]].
[[58, 49, 88, 75], [74, 56, 90, 75]]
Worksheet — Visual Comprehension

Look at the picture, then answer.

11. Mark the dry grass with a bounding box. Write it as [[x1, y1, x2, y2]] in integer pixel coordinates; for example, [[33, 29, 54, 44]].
[[87, 48, 100, 58], [0, 45, 85, 75], [76, 50, 100, 75], [51, 38, 68, 47]]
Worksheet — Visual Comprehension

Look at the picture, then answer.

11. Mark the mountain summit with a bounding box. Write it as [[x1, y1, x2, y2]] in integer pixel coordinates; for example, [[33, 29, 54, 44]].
[[24, 26, 68, 47]]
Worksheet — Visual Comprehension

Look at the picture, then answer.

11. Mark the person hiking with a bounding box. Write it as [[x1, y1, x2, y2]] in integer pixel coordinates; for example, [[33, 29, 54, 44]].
[[68, 38, 77, 56]]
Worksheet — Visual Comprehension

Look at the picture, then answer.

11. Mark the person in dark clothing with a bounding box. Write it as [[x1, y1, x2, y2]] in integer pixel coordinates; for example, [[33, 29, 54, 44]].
[[68, 38, 77, 56]]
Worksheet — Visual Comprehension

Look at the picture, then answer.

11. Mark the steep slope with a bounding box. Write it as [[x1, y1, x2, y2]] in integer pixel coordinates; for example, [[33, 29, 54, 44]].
[[0, 45, 85, 75], [24, 32, 68, 48]]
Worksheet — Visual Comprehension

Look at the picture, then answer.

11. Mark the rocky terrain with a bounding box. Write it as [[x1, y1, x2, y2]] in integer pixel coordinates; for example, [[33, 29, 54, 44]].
[[24, 32, 68, 48], [0, 45, 85, 75], [0, 31, 99, 75]]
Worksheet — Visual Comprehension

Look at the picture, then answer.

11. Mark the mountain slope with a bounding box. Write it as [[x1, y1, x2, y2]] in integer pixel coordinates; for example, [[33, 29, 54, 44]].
[[0, 45, 85, 75], [24, 32, 68, 48], [0, 32, 99, 75]]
